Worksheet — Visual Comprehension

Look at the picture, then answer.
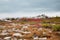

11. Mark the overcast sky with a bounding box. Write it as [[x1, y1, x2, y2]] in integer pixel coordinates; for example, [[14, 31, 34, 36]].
[[0, 0, 60, 18]]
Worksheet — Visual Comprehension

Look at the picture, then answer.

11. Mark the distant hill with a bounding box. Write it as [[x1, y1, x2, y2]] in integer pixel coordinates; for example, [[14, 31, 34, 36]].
[[0, 15, 60, 25]]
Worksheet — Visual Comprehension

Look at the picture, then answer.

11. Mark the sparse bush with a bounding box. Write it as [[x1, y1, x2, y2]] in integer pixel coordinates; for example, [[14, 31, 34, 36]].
[[42, 23, 52, 28], [52, 25, 60, 31]]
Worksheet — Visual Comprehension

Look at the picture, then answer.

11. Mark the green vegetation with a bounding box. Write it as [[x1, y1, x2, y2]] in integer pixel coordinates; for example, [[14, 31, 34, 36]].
[[42, 23, 60, 31], [41, 23, 52, 28], [41, 16, 60, 32], [52, 25, 60, 31]]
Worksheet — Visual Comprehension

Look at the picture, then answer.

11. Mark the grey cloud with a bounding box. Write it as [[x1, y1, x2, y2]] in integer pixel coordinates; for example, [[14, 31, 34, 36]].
[[0, 0, 60, 13]]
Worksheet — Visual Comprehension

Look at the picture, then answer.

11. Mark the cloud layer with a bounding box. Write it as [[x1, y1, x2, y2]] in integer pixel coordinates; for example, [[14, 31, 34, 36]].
[[0, 0, 60, 13], [0, 0, 60, 18]]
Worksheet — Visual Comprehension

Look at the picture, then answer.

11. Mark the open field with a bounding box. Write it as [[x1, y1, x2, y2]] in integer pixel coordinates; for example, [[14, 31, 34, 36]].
[[0, 17, 60, 40]]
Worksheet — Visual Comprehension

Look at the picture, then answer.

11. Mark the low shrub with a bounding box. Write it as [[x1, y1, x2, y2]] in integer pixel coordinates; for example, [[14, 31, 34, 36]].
[[52, 25, 60, 31]]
